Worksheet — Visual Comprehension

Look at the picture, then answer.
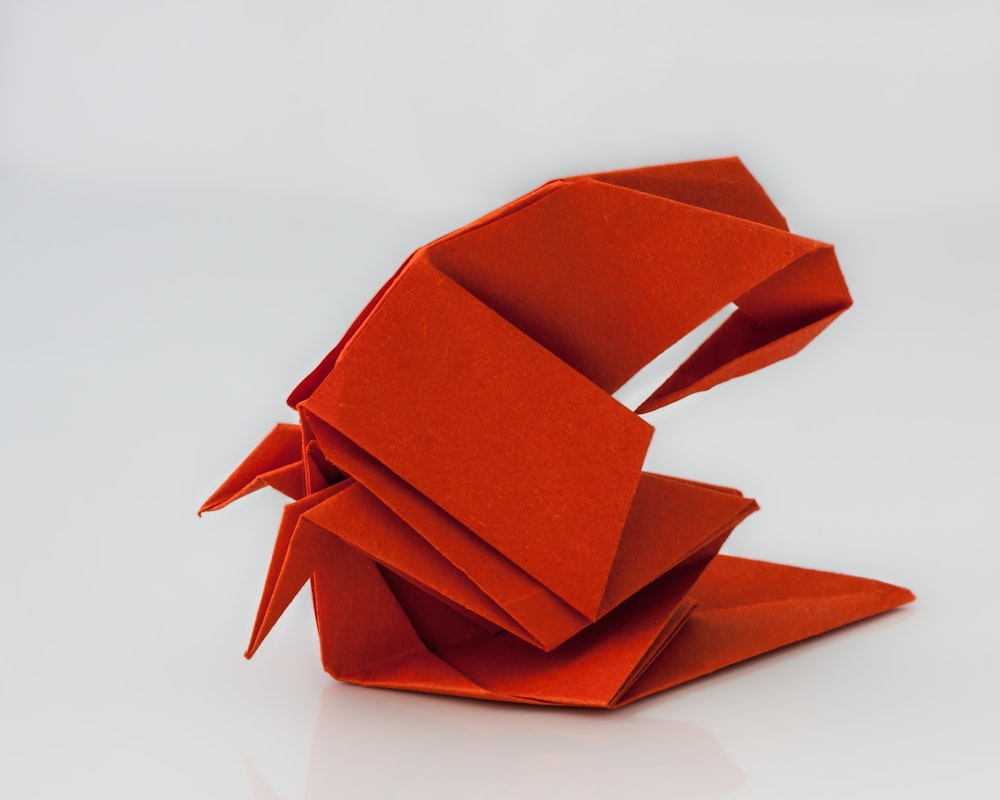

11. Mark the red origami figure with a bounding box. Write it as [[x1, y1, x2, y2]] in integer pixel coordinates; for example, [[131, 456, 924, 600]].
[[201, 157, 913, 707]]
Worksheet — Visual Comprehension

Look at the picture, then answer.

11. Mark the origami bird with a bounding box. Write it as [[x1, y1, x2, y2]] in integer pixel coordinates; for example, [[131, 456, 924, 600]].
[[201, 157, 913, 708]]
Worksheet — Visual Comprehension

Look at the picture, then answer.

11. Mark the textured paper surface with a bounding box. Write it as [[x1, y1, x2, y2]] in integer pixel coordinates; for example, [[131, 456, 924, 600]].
[[201, 157, 913, 707]]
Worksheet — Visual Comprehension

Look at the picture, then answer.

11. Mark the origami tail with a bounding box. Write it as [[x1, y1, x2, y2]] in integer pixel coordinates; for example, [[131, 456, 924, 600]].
[[619, 556, 915, 705]]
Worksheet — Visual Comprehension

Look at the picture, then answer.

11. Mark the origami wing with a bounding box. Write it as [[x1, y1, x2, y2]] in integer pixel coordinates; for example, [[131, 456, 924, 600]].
[[201, 157, 912, 708]]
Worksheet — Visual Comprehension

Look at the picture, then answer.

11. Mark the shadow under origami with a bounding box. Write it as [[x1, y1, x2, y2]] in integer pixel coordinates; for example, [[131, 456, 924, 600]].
[[202, 157, 914, 708]]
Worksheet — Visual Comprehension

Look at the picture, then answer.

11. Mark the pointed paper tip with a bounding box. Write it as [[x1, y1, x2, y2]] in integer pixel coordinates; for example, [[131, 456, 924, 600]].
[[634, 385, 692, 415], [888, 584, 916, 607], [198, 490, 237, 516], [866, 575, 915, 612], [244, 596, 285, 660], [198, 486, 238, 516], [245, 621, 269, 659]]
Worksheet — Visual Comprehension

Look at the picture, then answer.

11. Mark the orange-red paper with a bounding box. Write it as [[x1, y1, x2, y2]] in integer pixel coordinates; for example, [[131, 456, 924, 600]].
[[201, 157, 913, 708]]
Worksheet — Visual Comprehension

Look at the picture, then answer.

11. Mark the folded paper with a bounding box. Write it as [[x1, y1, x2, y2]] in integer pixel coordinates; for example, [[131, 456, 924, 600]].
[[201, 157, 913, 708]]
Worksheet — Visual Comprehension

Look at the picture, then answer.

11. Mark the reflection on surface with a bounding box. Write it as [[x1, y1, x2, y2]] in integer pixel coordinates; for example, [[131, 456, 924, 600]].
[[245, 761, 280, 800], [249, 685, 743, 799]]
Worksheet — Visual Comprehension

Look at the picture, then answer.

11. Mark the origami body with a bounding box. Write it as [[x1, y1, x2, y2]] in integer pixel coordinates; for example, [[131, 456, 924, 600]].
[[201, 157, 913, 708]]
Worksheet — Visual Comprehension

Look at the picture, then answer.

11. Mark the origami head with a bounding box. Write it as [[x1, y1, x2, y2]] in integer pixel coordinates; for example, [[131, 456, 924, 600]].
[[202, 157, 912, 707]]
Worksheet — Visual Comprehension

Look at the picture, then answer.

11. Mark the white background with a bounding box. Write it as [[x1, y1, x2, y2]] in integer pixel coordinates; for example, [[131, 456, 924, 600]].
[[2, 2, 998, 797]]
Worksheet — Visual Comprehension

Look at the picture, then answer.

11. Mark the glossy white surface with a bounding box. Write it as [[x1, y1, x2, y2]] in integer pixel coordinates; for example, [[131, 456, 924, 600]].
[[1, 3, 997, 797]]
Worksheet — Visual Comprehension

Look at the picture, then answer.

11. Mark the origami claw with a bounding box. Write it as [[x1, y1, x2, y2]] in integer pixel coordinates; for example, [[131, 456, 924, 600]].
[[202, 157, 912, 708]]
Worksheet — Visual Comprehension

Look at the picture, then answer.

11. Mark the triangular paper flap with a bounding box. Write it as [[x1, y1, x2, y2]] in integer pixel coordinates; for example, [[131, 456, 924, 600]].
[[573, 156, 789, 230], [437, 560, 709, 707], [599, 473, 759, 615], [302, 479, 540, 647], [425, 178, 821, 394], [302, 259, 651, 620], [302, 408, 590, 649], [245, 484, 349, 656], [637, 309, 843, 411], [689, 554, 915, 611], [617, 555, 915, 706], [637, 247, 851, 412], [199, 423, 304, 514], [309, 539, 488, 695]]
